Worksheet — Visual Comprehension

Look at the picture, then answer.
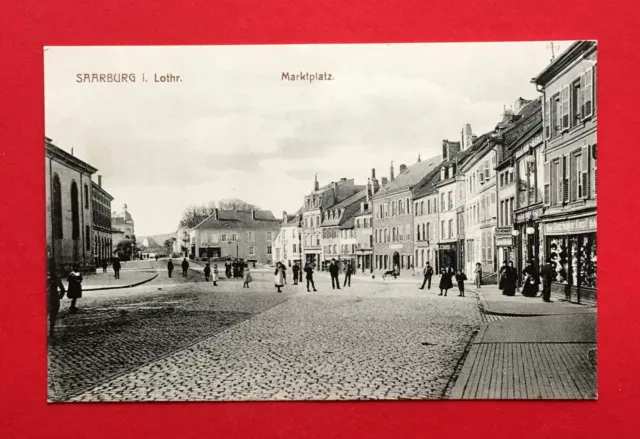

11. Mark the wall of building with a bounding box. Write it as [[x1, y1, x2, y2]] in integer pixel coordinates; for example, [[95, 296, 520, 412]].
[[190, 228, 277, 264], [413, 193, 439, 271], [372, 189, 415, 271]]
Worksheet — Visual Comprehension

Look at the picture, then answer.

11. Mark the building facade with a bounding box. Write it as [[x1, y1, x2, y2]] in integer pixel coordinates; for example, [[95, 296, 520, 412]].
[[91, 176, 113, 267], [273, 210, 302, 267], [372, 157, 440, 275], [188, 209, 279, 264], [112, 204, 135, 241], [413, 177, 440, 272], [534, 40, 598, 303], [45, 137, 96, 273]]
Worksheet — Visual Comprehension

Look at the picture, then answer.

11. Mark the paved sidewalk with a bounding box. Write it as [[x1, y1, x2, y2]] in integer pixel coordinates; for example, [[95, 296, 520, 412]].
[[474, 284, 596, 316], [80, 270, 159, 291]]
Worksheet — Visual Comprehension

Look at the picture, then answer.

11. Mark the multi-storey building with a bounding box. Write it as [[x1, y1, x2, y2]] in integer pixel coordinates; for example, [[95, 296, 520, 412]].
[[302, 176, 364, 270], [111, 204, 135, 241], [91, 175, 114, 267], [353, 172, 380, 273], [320, 188, 367, 272], [273, 210, 302, 267], [413, 171, 441, 271], [45, 137, 97, 273], [435, 159, 461, 271], [533, 40, 597, 303], [372, 156, 440, 275], [188, 209, 279, 264]]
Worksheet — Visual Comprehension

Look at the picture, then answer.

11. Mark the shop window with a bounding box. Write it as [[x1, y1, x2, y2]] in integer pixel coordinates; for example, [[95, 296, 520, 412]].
[[579, 234, 597, 288], [548, 237, 569, 284]]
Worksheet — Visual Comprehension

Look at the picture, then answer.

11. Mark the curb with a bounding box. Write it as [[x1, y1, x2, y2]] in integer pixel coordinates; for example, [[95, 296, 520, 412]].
[[84, 273, 159, 291], [473, 287, 596, 317]]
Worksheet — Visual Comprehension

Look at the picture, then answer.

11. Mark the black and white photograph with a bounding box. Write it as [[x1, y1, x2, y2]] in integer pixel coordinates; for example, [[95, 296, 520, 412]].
[[45, 41, 597, 402]]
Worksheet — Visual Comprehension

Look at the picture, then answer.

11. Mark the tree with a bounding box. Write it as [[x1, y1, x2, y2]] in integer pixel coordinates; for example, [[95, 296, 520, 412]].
[[164, 238, 176, 256], [178, 199, 261, 229], [115, 239, 133, 261]]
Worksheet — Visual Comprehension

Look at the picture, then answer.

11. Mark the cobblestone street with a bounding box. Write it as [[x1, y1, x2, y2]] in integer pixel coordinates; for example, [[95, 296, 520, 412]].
[[49, 265, 483, 402]]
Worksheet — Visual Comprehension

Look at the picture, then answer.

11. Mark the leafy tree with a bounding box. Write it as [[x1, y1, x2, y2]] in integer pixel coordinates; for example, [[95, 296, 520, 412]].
[[217, 198, 260, 211], [164, 238, 176, 256]]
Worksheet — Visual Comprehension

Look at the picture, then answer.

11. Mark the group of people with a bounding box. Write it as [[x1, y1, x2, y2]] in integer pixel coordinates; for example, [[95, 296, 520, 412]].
[[273, 261, 319, 293], [99, 258, 122, 278], [499, 258, 554, 302], [418, 262, 468, 297], [47, 262, 84, 336]]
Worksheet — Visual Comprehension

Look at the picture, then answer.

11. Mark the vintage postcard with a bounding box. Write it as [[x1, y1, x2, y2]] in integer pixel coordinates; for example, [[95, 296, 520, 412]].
[[45, 41, 597, 402]]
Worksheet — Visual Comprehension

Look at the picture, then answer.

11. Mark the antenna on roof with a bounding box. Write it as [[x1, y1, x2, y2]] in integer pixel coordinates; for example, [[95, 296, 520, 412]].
[[71, 147, 74, 156], [546, 41, 560, 63]]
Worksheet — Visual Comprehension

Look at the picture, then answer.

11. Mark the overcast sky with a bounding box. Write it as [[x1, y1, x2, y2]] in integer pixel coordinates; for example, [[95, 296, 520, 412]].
[[44, 41, 575, 236]]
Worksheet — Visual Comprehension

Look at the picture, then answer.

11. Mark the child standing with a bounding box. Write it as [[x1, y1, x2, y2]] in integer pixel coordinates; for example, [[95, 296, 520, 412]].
[[203, 263, 211, 282], [243, 266, 252, 288], [456, 270, 468, 297], [212, 264, 219, 286]]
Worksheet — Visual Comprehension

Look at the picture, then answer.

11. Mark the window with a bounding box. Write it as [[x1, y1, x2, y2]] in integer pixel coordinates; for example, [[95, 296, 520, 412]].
[[221, 233, 227, 242], [248, 246, 256, 256], [247, 231, 255, 242], [232, 233, 238, 242], [448, 191, 453, 210], [560, 85, 570, 131], [571, 78, 582, 127], [441, 220, 445, 239], [582, 67, 594, 118], [406, 198, 411, 215], [305, 218, 309, 228], [551, 93, 561, 138], [85, 225, 91, 250], [441, 193, 445, 211], [416, 225, 421, 241], [52, 174, 63, 239], [448, 219, 453, 239], [333, 244, 337, 254], [267, 246, 272, 255], [420, 201, 424, 216], [576, 152, 584, 199], [84, 184, 89, 209], [426, 223, 430, 240], [71, 181, 80, 239], [267, 231, 273, 241]]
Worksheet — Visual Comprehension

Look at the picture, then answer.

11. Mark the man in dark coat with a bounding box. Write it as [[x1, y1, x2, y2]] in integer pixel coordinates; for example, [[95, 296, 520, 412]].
[[167, 259, 174, 278], [181, 257, 189, 277], [292, 262, 300, 285], [329, 258, 340, 289], [540, 257, 554, 302], [101, 258, 108, 273], [47, 260, 66, 336], [112, 257, 121, 279], [67, 263, 83, 313], [304, 263, 317, 292], [419, 262, 434, 290], [204, 263, 211, 281], [343, 261, 353, 287]]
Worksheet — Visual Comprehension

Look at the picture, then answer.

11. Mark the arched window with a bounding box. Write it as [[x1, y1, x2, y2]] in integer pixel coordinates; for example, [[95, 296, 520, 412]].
[[52, 174, 63, 239], [84, 184, 89, 209], [71, 181, 80, 239]]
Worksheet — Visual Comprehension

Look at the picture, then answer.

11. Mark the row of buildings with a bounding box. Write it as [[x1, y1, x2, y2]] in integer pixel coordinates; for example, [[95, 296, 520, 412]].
[[45, 137, 136, 272], [270, 40, 597, 303]]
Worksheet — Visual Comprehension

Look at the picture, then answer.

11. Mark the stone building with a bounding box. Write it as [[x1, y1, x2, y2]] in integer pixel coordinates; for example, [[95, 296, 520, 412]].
[[371, 156, 439, 275], [112, 204, 135, 242], [45, 137, 96, 273], [533, 40, 597, 303], [353, 170, 380, 274], [412, 169, 441, 271], [302, 176, 364, 270], [273, 209, 302, 267], [91, 175, 114, 267], [188, 209, 279, 264]]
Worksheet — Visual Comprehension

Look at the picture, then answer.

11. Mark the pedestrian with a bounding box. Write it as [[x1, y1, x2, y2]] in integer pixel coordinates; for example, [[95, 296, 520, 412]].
[[502, 261, 518, 296], [304, 262, 317, 292], [66, 263, 83, 313], [292, 262, 300, 285], [47, 260, 66, 336], [243, 266, 252, 288], [155, 254, 158, 261], [212, 264, 219, 286], [474, 262, 482, 288], [203, 262, 211, 282], [282, 263, 287, 285], [438, 265, 454, 296], [167, 259, 174, 278], [239, 259, 245, 279], [101, 258, 108, 273], [112, 257, 121, 279], [343, 261, 353, 287], [274, 262, 285, 293], [329, 258, 341, 289], [225, 261, 232, 278], [419, 262, 434, 290], [540, 257, 554, 302], [521, 260, 539, 297], [498, 260, 508, 291], [456, 270, 468, 297], [181, 257, 189, 277]]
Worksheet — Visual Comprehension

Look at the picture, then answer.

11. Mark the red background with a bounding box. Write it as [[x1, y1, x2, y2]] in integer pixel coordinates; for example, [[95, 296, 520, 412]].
[[0, 0, 637, 437]]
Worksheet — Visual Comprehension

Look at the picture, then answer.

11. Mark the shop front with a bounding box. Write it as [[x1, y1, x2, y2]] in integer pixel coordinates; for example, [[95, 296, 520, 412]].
[[542, 214, 597, 303], [514, 205, 543, 284], [495, 226, 513, 268], [438, 243, 457, 272]]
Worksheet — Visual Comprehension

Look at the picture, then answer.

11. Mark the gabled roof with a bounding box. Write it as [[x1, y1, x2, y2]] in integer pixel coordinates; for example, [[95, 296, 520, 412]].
[[532, 41, 596, 86], [373, 155, 440, 198], [322, 183, 366, 210], [338, 217, 355, 230], [194, 209, 280, 230], [284, 207, 303, 226], [322, 189, 367, 227], [413, 168, 443, 199]]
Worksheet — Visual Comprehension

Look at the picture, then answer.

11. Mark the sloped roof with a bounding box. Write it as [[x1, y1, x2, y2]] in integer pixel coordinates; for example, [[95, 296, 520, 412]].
[[338, 217, 355, 230], [194, 209, 280, 230], [373, 155, 440, 198], [322, 183, 366, 210], [322, 189, 367, 227], [284, 207, 303, 226], [413, 167, 443, 199]]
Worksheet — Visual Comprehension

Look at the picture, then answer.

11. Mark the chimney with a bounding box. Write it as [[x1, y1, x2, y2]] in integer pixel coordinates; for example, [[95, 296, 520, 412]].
[[399, 164, 407, 173], [381, 177, 388, 186], [440, 167, 446, 180], [360, 201, 365, 212], [340, 177, 347, 182], [390, 161, 395, 181], [282, 210, 288, 222], [417, 154, 421, 162], [314, 173, 319, 191], [251, 209, 256, 220], [98, 175, 102, 187], [213, 208, 219, 220], [371, 168, 376, 179]]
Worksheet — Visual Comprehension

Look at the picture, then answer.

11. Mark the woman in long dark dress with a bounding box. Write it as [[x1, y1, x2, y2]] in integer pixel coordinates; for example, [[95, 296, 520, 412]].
[[498, 261, 508, 291], [66, 263, 83, 312], [502, 261, 518, 296], [439, 265, 454, 296], [521, 261, 539, 297]]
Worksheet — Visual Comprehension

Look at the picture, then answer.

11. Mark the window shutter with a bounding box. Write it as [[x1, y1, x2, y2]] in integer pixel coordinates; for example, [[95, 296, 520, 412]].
[[544, 99, 551, 139], [592, 144, 597, 197], [484, 160, 490, 179], [562, 156, 569, 203], [593, 64, 597, 114], [561, 85, 570, 130], [578, 74, 585, 120], [583, 68, 593, 118], [581, 145, 590, 199]]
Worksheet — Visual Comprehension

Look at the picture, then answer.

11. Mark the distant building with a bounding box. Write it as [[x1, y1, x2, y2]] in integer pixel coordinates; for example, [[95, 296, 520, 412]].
[[353, 170, 380, 273], [91, 175, 114, 266], [112, 204, 135, 241], [273, 209, 302, 267], [45, 137, 96, 273], [188, 209, 279, 264]]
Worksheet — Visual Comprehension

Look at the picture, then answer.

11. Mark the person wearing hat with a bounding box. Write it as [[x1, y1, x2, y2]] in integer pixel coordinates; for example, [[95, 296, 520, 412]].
[[329, 258, 341, 290]]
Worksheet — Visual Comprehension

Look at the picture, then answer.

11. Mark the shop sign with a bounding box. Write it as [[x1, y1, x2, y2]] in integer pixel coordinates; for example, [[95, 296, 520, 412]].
[[389, 244, 403, 250], [515, 208, 542, 223], [495, 226, 512, 239], [544, 215, 596, 235], [438, 244, 454, 250], [496, 237, 512, 246]]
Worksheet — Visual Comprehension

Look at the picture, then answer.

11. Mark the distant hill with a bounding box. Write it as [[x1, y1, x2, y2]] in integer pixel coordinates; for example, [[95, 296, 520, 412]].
[[138, 232, 176, 249]]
